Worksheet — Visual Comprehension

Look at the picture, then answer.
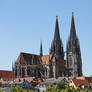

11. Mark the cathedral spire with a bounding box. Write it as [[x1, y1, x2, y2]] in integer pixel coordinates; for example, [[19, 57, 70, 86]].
[[66, 13, 82, 77], [50, 16, 64, 59], [54, 16, 61, 41], [40, 40, 43, 56], [70, 12, 76, 40]]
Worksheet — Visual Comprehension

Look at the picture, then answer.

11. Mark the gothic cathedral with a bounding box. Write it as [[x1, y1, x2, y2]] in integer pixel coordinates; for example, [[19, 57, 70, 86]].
[[13, 13, 82, 78]]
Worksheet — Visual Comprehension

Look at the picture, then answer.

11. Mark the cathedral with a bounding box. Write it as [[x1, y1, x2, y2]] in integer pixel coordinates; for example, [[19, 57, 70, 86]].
[[13, 13, 82, 78]]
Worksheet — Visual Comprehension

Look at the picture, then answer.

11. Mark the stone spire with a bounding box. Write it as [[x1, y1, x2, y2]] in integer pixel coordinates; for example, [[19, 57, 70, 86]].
[[40, 40, 43, 56], [50, 16, 64, 59], [54, 16, 61, 41], [66, 13, 82, 77], [70, 12, 76, 40]]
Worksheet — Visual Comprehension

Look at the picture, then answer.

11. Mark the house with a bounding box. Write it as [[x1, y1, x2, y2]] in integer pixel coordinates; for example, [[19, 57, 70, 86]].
[[35, 77, 69, 92], [0, 70, 16, 85], [69, 77, 90, 89], [84, 77, 92, 89]]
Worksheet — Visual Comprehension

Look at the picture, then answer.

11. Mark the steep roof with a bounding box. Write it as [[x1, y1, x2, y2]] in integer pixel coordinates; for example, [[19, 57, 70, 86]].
[[50, 16, 64, 59], [14, 77, 41, 83], [0, 70, 16, 80], [70, 12, 77, 40], [84, 77, 92, 83], [41, 55, 50, 64], [16, 52, 66, 66], [72, 78, 90, 87], [16, 52, 41, 65]]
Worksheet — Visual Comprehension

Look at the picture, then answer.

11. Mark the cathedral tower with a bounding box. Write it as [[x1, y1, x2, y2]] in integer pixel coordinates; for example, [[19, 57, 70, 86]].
[[66, 13, 82, 77], [50, 16, 64, 59]]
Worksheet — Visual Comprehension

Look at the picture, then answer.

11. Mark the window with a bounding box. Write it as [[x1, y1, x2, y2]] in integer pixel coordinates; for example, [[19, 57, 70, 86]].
[[68, 57, 72, 66], [70, 61, 72, 66], [64, 72, 66, 76], [68, 72, 72, 76]]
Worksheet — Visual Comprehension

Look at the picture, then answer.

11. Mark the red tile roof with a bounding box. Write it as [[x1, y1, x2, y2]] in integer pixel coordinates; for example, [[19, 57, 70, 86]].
[[72, 78, 90, 87], [41, 55, 50, 64], [14, 77, 41, 83], [85, 77, 92, 83], [16, 52, 41, 64], [16, 52, 65, 67], [0, 70, 16, 81], [14, 77, 34, 83], [74, 76, 92, 84]]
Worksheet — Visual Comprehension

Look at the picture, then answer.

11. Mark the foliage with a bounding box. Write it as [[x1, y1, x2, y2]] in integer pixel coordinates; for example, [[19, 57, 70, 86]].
[[90, 75, 92, 77], [56, 81, 67, 90], [10, 85, 17, 92], [0, 88, 2, 92], [47, 84, 59, 92], [0, 86, 35, 92], [29, 89, 34, 92], [0, 83, 92, 92], [46, 82, 92, 92], [15, 86, 23, 92]]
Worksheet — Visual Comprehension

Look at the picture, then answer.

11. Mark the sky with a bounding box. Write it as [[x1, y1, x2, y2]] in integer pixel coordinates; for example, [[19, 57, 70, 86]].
[[0, 0, 92, 76]]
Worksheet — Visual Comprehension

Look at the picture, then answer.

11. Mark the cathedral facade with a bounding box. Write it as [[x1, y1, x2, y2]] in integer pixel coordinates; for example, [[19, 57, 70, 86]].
[[13, 13, 82, 78]]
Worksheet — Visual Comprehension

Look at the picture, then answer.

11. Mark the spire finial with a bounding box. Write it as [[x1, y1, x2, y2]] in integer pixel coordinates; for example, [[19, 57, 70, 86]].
[[72, 12, 74, 16], [56, 16, 58, 19]]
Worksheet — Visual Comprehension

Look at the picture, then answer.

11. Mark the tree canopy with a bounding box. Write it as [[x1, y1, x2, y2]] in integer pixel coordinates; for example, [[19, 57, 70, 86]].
[[46, 82, 91, 92]]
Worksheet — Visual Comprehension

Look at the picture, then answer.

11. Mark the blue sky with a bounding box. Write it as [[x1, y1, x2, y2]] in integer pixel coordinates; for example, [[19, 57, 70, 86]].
[[0, 0, 92, 76]]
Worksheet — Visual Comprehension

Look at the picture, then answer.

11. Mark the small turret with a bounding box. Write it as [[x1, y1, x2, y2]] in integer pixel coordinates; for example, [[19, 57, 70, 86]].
[[40, 40, 43, 56]]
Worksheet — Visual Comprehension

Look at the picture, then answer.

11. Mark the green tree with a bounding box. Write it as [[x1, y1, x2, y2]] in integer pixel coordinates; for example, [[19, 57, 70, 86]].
[[46, 82, 92, 92], [15, 86, 23, 92], [29, 89, 35, 92], [10, 85, 17, 92], [90, 74, 92, 77], [84, 89, 91, 92], [56, 81, 68, 90], [46, 84, 59, 92], [0, 88, 2, 92]]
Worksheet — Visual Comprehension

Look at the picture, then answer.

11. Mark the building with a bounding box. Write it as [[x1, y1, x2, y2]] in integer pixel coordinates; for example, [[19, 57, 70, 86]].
[[35, 77, 69, 92], [69, 77, 92, 89], [0, 70, 16, 85], [13, 13, 82, 78]]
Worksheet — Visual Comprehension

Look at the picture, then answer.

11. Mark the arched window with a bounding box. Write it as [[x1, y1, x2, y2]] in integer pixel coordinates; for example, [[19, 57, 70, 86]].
[[70, 61, 72, 66], [64, 72, 66, 76], [68, 72, 72, 76]]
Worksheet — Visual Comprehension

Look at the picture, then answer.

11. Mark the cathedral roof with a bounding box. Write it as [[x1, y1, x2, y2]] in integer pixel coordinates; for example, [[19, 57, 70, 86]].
[[16, 52, 41, 64], [16, 52, 50, 65], [41, 55, 50, 64], [16, 52, 66, 66]]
